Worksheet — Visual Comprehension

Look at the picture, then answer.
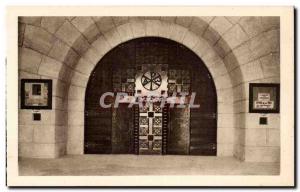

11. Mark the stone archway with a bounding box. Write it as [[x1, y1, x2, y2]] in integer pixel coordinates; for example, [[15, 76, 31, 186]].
[[19, 16, 280, 161], [63, 18, 236, 157]]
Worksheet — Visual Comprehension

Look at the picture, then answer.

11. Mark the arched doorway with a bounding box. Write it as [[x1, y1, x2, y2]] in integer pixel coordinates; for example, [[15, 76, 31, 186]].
[[84, 37, 217, 155]]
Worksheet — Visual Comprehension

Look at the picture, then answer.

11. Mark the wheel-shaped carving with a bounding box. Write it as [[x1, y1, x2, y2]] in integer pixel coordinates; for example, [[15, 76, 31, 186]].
[[141, 71, 162, 91]]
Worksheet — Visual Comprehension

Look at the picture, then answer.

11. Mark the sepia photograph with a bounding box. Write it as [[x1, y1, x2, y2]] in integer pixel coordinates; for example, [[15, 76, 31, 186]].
[[6, 6, 294, 187]]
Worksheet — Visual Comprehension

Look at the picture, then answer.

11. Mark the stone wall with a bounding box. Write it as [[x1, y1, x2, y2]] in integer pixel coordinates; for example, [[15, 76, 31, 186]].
[[18, 16, 280, 162]]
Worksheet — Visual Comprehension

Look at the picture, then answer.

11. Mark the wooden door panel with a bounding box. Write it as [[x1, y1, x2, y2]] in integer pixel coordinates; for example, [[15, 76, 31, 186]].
[[111, 104, 134, 154], [167, 107, 190, 155]]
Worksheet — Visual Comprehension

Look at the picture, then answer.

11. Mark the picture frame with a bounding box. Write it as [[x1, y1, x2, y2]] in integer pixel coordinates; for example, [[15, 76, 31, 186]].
[[249, 83, 280, 113], [20, 79, 52, 109]]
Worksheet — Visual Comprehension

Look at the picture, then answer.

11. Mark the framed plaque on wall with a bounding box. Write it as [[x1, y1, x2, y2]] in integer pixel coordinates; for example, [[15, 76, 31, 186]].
[[20, 79, 52, 109], [249, 83, 280, 113]]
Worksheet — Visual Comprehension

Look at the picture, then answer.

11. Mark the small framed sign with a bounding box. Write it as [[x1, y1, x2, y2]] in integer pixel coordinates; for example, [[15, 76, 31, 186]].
[[20, 79, 52, 109], [249, 83, 280, 113]]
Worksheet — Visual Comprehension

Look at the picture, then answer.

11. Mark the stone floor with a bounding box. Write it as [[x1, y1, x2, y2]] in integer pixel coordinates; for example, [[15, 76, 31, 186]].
[[19, 155, 280, 176]]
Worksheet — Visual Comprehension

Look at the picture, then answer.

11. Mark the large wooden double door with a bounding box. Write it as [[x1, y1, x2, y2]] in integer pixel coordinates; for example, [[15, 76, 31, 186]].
[[84, 37, 217, 155]]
